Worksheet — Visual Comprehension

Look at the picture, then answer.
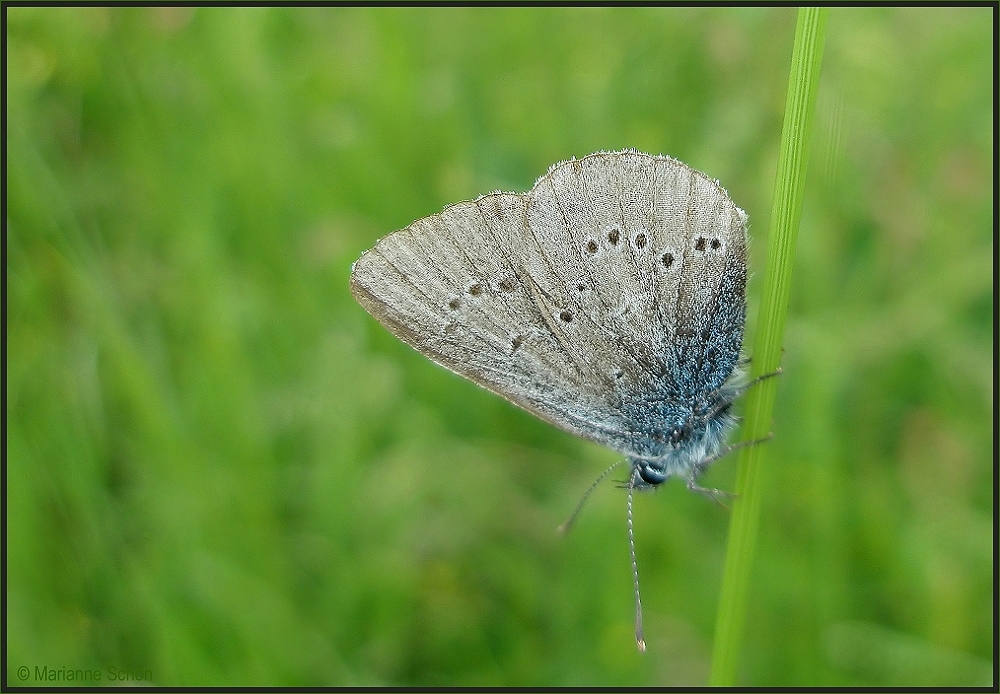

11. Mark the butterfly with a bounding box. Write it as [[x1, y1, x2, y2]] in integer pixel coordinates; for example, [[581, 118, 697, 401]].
[[351, 150, 769, 651]]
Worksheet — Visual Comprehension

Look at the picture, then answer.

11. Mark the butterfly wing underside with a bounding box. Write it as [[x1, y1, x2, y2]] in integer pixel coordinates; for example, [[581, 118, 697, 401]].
[[350, 151, 748, 452]]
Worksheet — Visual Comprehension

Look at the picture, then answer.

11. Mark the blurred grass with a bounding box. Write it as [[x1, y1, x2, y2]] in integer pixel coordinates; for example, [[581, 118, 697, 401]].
[[6, 6, 993, 686]]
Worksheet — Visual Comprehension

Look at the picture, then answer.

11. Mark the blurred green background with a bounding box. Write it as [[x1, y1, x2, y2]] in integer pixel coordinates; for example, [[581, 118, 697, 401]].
[[6, 7, 993, 687]]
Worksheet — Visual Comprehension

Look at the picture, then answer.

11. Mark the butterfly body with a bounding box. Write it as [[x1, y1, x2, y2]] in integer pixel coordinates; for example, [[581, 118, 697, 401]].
[[619, 374, 743, 488]]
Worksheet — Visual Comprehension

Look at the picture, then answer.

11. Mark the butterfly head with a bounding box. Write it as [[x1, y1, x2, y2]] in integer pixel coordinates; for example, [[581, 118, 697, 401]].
[[627, 400, 738, 489]]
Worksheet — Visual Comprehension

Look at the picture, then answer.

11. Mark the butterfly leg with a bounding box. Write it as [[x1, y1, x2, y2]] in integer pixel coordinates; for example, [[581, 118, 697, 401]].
[[737, 346, 786, 369], [743, 366, 782, 389], [703, 368, 783, 423], [705, 433, 774, 466], [725, 366, 783, 401], [686, 476, 734, 508], [685, 433, 775, 507]]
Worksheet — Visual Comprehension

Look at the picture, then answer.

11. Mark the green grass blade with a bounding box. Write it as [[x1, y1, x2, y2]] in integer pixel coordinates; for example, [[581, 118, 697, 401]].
[[709, 7, 829, 686]]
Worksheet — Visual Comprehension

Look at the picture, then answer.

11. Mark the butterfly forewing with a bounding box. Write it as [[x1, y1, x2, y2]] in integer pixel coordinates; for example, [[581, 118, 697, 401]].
[[351, 192, 623, 444]]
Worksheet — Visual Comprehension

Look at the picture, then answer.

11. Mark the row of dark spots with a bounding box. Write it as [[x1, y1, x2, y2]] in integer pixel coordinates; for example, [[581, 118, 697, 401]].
[[660, 237, 718, 268], [584, 226, 643, 255], [447, 277, 517, 311], [585, 235, 720, 269], [585, 232, 721, 258]]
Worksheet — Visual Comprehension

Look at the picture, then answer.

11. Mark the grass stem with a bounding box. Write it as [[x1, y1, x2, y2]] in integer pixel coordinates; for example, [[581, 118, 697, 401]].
[[709, 7, 829, 686]]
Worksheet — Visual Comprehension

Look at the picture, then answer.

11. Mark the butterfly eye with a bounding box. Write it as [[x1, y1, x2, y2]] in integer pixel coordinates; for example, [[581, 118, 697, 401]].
[[636, 461, 668, 486]]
